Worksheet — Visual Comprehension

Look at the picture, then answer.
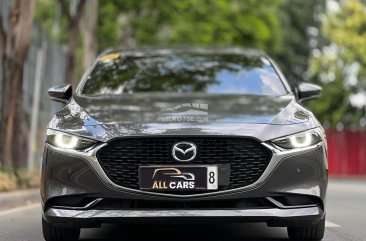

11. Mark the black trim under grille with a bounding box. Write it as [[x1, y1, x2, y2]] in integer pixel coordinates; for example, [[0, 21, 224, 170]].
[[94, 198, 273, 210], [97, 137, 272, 193]]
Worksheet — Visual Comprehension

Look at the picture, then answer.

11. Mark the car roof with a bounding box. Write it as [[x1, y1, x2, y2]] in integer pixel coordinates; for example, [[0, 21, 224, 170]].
[[99, 47, 267, 58]]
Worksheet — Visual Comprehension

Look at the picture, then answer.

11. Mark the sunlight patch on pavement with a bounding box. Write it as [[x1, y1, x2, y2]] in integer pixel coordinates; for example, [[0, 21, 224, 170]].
[[328, 181, 366, 194], [0, 203, 40, 217], [325, 221, 341, 228]]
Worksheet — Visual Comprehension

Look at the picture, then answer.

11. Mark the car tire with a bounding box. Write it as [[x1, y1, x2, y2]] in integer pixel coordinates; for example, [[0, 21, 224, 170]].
[[42, 218, 80, 241], [287, 216, 325, 240]]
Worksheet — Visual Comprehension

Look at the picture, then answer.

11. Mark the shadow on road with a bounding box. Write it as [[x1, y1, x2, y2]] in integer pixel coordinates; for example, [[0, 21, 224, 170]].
[[81, 223, 289, 241]]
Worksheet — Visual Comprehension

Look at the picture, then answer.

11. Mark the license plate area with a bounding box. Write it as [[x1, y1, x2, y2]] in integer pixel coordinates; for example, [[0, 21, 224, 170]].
[[139, 165, 218, 191]]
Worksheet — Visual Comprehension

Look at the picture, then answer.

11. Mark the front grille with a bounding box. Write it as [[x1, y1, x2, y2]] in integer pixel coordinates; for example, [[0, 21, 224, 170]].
[[97, 137, 272, 193]]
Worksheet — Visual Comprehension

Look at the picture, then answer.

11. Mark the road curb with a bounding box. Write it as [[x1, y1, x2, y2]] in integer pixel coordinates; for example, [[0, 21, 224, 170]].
[[0, 188, 40, 211]]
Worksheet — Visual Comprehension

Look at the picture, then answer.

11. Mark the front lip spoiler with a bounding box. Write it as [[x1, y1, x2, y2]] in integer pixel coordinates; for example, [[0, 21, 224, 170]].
[[44, 206, 322, 225]]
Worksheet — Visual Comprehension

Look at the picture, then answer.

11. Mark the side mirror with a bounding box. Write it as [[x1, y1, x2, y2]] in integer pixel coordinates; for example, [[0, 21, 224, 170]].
[[297, 83, 322, 102], [48, 85, 72, 103]]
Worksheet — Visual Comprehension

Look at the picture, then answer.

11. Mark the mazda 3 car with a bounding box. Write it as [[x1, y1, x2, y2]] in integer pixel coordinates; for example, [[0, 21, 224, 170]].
[[41, 48, 328, 241]]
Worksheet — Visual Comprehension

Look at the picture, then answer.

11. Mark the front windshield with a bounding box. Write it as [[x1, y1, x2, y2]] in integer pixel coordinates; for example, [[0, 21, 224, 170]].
[[81, 53, 288, 96]]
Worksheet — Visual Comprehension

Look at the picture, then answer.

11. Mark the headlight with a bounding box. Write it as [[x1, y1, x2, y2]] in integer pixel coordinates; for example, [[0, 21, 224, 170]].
[[46, 130, 98, 150], [271, 129, 321, 149]]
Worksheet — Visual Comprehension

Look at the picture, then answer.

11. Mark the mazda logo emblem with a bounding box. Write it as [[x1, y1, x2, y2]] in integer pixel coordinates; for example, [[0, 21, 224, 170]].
[[172, 142, 197, 162]]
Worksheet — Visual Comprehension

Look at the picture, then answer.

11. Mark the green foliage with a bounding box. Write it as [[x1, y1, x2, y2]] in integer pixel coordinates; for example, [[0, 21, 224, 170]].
[[324, 0, 366, 65], [0, 165, 40, 191], [143, 0, 281, 54], [35, 0, 285, 53], [308, 0, 366, 128], [34, 0, 289, 85], [134, 0, 284, 54], [275, 0, 326, 87], [0, 170, 17, 191], [33, 0, 69, 44], [96, 0, 125, 51]]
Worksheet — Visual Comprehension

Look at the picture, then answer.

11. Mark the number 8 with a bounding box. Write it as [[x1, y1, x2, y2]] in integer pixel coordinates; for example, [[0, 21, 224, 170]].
[[209, 171, 215, 184]]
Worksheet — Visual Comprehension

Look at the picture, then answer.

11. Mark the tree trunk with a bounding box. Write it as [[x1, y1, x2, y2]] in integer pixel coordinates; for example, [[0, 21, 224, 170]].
[[67, 19, 79, 88], [81, 0, 98, 71], [0, 20, 5, 106], [58, 0, 86, 89], [0, 0, 34, 168], [0, 21, 5, 68]]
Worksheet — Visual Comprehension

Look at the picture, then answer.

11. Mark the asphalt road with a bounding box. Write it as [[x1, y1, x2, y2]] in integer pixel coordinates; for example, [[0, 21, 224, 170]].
[[0, 179, 365, 241]]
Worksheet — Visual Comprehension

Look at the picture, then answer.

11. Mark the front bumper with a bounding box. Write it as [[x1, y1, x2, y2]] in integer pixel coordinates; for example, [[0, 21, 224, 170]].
[[41, 140, 328, 228]]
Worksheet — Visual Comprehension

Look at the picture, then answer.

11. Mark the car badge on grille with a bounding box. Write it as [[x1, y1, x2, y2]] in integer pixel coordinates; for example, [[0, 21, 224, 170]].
[[172, 142, 197, 162]]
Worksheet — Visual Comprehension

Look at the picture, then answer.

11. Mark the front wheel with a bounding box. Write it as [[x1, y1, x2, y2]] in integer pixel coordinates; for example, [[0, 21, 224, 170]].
[[287, 216, 325, 240], [42, 218, 80, 241]]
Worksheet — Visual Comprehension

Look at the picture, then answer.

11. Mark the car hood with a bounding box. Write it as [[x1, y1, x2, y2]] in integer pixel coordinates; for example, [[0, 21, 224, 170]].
[[48, 94, 319, 142]]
